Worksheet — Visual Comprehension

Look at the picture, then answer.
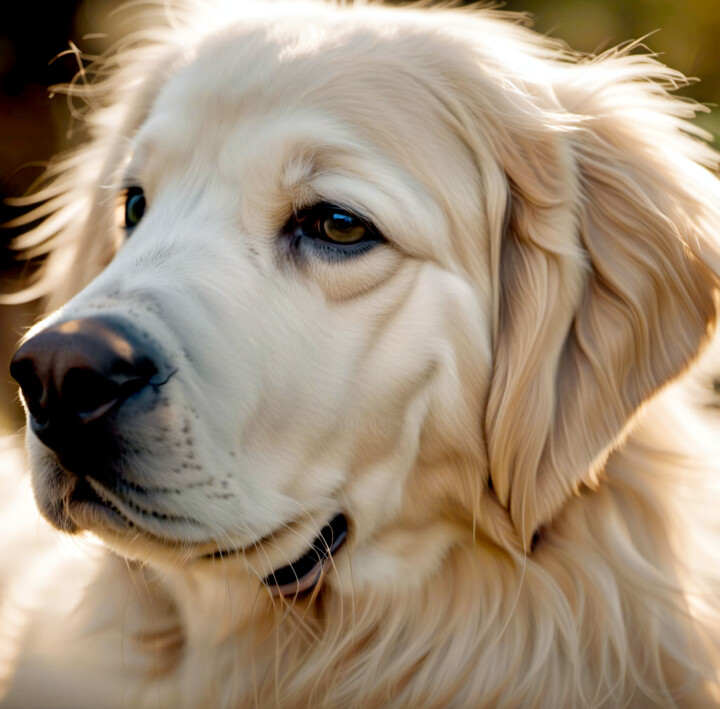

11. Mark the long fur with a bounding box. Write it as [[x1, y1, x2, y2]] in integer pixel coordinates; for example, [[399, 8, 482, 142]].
[[1, 2, 720, 707]]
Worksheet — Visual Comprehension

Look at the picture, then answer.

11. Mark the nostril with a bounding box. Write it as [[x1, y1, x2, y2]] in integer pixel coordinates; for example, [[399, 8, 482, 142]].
[[61, 368, 122, 421], [60, 360, 157, 423], [10, 357, 43, 400], [10, 356, 48, 421]]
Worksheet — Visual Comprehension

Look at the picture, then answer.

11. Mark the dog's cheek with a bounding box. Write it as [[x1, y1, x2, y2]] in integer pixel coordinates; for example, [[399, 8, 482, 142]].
[[340, 267, 493, 543]]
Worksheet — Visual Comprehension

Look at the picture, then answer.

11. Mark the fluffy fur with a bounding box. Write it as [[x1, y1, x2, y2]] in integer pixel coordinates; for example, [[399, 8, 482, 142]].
[[1, 2, 720, 707]]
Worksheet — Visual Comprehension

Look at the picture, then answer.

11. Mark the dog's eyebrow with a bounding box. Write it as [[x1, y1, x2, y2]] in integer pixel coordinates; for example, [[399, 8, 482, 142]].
[[120, 109, 192, 189], [118, 144, 148, 190]]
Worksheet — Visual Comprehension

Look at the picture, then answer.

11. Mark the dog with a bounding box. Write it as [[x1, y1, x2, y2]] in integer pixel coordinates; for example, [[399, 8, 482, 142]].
[[1, 1, 720, 707]]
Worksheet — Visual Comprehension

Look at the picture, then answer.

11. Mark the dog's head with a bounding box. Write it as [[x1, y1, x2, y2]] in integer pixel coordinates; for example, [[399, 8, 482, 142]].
[[10, 3, 720, 592]]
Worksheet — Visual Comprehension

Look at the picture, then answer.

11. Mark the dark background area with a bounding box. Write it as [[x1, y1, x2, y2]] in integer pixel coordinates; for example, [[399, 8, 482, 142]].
[[2, 0, 720, 429]]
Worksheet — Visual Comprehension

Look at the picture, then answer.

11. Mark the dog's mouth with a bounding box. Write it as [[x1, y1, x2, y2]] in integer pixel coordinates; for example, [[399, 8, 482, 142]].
[[69, 475, 349, 597], [53, 465, 349, 598], [67, 475, 144, 531], [206, 513, 349, 598], [62, 473, 196, 538], [73, 476, 113, 507]]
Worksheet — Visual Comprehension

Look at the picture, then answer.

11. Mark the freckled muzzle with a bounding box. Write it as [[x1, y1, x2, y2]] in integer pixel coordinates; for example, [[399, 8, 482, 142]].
[[10, 315, 172, 484]]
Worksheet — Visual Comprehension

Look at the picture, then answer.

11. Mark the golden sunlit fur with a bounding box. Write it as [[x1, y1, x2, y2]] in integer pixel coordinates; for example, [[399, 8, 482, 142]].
[[1, 2, 720, 707]]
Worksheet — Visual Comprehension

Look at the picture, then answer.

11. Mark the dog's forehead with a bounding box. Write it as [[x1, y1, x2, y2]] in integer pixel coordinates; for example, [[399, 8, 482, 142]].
[[136, 12, 476, 162], [128, 13, 489, 244]]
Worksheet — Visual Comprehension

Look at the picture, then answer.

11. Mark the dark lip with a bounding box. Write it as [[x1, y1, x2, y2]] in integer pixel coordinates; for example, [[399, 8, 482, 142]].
[[67, 474, 131, 518], [65, 476, 137, 532], [66, 475, 196, 536], [262, 513, 348, 597], [203, 513, 349, 597], [71, 475, 109, 506]]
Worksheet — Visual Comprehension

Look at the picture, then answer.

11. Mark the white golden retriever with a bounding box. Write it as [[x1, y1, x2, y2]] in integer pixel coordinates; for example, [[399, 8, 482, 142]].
[[1, 2, 720, 707]]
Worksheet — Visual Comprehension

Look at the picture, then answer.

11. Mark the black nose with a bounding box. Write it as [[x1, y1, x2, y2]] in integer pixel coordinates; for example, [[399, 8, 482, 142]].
[[10, 316, 161, 454]]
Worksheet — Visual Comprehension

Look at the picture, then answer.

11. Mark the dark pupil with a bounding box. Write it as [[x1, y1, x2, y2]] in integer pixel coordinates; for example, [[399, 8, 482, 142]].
[[125, 191, 146, 227], [331, 213, 354, 230]]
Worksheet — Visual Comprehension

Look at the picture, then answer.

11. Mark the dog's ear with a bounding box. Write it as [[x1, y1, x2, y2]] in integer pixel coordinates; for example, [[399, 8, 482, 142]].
[[481, 53, 720, 548]]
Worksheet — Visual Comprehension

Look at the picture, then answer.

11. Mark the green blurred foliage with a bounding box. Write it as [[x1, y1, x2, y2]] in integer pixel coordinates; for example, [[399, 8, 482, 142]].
[[502, 0, 720, 138]]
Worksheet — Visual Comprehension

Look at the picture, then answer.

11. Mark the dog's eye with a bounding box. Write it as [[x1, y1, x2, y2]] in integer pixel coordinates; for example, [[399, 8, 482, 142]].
[[285, 204, 384, 259], [124, 187, 146, 229]]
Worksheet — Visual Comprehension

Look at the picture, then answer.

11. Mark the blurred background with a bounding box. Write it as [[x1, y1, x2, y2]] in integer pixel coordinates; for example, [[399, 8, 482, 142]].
[[2, 0, 720, 429]]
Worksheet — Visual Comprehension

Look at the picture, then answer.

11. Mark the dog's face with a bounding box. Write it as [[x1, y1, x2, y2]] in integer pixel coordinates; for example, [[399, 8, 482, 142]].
[[11, 4, 720, 591], [14, 9, 497, 585]]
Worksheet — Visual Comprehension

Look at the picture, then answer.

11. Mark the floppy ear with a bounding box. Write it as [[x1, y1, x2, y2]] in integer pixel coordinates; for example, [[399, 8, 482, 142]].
[[483, 53, 720, 548]]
